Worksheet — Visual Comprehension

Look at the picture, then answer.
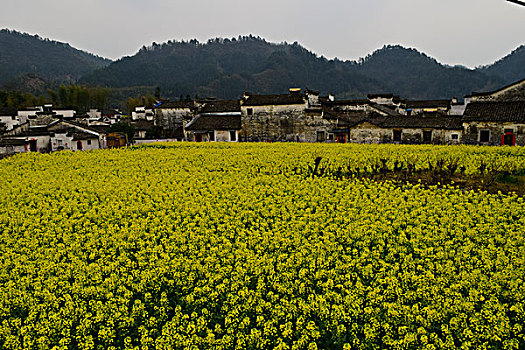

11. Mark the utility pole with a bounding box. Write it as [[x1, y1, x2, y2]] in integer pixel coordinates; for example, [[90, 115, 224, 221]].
[[507, 0, 525, 6]]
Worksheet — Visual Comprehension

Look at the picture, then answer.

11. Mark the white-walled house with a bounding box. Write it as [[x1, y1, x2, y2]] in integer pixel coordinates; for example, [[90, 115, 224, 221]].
[[2, 124, 51, 152], [0, 107, 21, 131], [0, 139, 27, 157], [48, 120, 106, 151], [132, 106, 154, 121]]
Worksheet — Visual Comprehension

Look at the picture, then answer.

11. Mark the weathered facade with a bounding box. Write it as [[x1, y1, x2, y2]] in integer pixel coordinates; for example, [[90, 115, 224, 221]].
[[154, 101, 194, 131], [463, 101, 525, 146], [185, 100, 242, 142], [0, 107, 20, 132], [240, 90, 332, 142]]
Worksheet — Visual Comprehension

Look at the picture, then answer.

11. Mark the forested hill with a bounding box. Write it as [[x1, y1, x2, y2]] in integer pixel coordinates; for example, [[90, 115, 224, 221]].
[[0, 29, 111, 87], [479, 45, 525, 84], [80, 36, 514, 100], [3, 31, 525, 100]]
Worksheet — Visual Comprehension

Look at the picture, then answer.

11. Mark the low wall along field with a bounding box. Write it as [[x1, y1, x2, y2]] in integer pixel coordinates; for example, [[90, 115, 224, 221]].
[[1, 143, 525, 349]]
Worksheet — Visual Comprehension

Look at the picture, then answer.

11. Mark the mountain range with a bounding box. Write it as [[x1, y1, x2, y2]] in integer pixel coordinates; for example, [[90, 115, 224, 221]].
[[2, 29, 525, 100]]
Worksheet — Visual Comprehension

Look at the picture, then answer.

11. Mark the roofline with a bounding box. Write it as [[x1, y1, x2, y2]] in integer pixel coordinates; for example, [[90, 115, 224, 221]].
[[471, 77, 525, 97]]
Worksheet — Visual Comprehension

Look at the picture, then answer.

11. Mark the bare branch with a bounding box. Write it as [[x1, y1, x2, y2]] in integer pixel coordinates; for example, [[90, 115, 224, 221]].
[[507, 0, 525, 7]]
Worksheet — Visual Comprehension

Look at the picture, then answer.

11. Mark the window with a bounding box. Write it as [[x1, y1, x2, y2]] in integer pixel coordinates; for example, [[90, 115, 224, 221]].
[[393, 130, 402, 142], [451, 134, 459, 140], [316, 131, 326, 142], [57, 139, 63, 147], [230, 130, 237, 142], [247, 108, 253, 116], [87, 139, 92, 145], [480, 130, 490, 143], [423, 130, 432, 143]]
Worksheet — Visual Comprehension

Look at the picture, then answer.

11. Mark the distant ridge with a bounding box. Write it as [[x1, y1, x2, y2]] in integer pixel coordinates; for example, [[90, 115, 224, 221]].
[[0, 29, 111, 87], [80, 37, 511, 100], [2, 30, 525, 100]]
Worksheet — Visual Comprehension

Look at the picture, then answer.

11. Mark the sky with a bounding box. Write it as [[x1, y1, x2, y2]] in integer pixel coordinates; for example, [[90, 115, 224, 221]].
[[1, 0, 525, 68]]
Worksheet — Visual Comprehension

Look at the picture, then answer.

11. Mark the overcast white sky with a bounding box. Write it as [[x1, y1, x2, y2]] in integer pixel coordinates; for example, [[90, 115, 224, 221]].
[[1, 0, 524, 68]]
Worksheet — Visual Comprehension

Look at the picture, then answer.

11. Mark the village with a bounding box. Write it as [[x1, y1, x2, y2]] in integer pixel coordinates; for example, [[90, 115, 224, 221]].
[[1, 77, 525, 156]]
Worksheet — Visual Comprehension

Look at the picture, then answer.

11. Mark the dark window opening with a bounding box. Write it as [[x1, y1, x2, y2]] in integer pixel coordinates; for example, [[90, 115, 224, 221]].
[[480, 130, 490, 143], [87, 139, 92, 145], [423, 130, 432, 143], [316, 131, 326, 142], [393, 130, 402, 142], [29, 140, 38, 152], [247, 108, 253, 116], [451, 134, 459, 140]]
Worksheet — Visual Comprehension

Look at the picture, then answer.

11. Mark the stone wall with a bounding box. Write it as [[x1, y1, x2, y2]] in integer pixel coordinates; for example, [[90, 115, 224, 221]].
[[463, 121, 525, 146], [349, 124, 462, 144], [240, 104, 333, 142], [154, 108, 193, 129]]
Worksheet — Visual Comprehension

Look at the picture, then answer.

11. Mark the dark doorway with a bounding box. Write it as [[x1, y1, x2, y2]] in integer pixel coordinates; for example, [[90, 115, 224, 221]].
[[195, 134, 203, 142], [393, 130, 402, 142], [77, 141, 83, 150], [336, 134, 346, 143], [29, 140, 37, 152], [503, 133, 515, 146], [423, 130, 432, 143]]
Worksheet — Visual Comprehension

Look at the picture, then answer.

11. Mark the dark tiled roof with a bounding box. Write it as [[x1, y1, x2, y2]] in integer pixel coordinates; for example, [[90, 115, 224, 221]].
[[463, 101, 525, 122], [242, 93, 305, 106], [72, 132, 99, 141], [0, 138, 26, 146], [14, 127, 50, 137], [198, 100, 241, 113], [369, 103, 403, 117], [404, 100, 451, 109], [0, 107, 17, 116], [131, 119, 155, 131], [186, 114, 241, 131], [49, 120, 103, 134]]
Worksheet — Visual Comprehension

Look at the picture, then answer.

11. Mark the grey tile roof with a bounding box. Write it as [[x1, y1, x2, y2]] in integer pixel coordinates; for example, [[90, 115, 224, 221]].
[[186, 114, 241, 131], [242, 93, 306, 106], [463, 101, 525, 122], [198, 100, 241, 113]]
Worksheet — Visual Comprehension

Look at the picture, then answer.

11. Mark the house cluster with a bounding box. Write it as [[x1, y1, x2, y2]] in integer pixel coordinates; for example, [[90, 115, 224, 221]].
[[153, 78, 525, 146], [1, 78, 525, 156], [0, 105, 124, 156]]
